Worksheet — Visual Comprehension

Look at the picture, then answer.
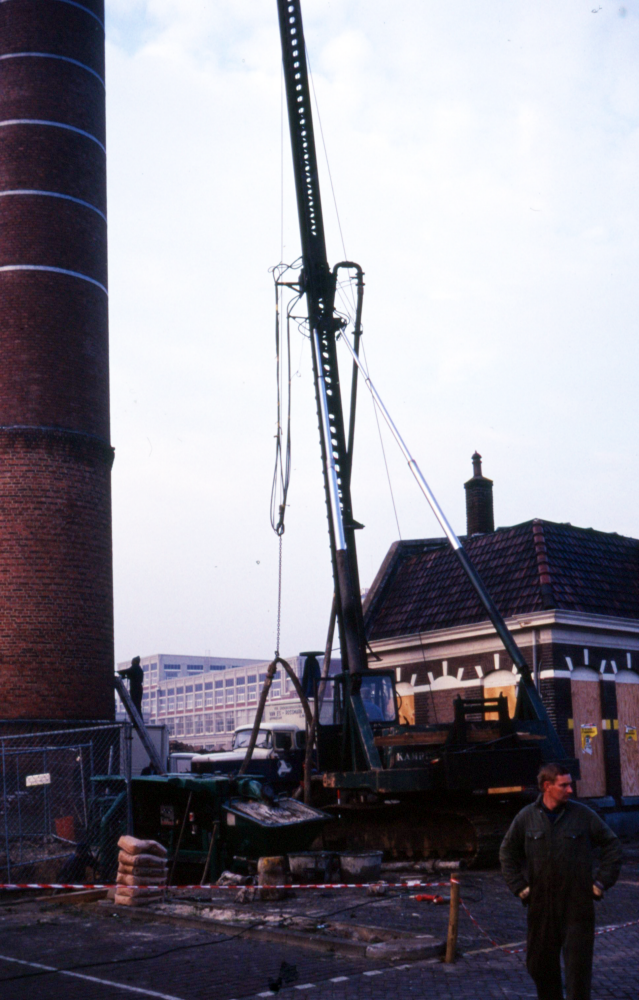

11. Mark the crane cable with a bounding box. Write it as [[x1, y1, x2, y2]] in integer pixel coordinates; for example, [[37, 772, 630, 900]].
[[269, 268, 294, 657]]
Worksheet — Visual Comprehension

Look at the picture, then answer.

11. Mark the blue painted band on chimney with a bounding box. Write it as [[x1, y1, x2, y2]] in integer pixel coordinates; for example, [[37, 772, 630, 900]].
[[0, 0, 105, 31], [0, 53, 105, 87], [0, 119, 105, 152], [0, 424, 112, 449], [0, 264, 107, 295], [0, 190, 107, 222]]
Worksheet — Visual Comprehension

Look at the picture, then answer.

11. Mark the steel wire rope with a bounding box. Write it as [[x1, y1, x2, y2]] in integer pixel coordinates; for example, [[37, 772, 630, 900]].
[[361, 340, 402, 543], [269, 263, 297, 656], [341, 335, 442, 721]]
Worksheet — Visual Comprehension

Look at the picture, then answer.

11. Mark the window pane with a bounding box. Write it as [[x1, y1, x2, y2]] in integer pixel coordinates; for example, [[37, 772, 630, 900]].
[[271, 671, 281, 699], [225, 678, 235, 706]]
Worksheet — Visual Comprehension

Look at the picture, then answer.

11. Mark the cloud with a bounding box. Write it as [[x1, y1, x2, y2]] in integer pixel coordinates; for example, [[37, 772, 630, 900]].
[[106, 1, 639, 661]]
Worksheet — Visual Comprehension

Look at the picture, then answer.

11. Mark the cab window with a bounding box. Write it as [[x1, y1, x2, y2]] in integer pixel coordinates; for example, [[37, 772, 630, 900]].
[[273, 731, 292, 751], [359, 675, 396, 723]]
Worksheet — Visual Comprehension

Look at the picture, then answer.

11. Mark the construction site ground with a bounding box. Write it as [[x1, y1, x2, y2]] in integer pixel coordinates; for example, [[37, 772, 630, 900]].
[[0, 853, 638, 1000]]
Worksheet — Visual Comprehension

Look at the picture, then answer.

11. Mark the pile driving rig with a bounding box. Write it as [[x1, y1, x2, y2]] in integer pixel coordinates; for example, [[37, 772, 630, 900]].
[[275, 0, 577, 860]]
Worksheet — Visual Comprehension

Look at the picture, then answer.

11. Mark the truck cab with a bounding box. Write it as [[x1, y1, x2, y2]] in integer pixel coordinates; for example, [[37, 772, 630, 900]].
[[190, 723, 306, 791]]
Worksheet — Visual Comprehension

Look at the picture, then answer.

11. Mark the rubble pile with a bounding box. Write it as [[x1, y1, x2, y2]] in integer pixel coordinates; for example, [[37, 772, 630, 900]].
[[114, 835, 168, 907]]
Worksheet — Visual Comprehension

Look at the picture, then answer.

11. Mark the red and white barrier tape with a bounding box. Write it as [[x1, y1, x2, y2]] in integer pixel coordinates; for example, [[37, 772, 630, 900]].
[[0, 880, 449, 892], [460, 899, 639, 956], [460, 899, 526, 954], [595, 917, 639, 937]]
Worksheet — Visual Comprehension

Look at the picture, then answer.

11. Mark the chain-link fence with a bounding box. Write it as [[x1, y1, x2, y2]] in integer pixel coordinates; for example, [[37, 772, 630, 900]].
[[0, 724, 127, 883]]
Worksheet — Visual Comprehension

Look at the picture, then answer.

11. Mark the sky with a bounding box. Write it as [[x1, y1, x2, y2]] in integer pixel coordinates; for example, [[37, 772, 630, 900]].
[[105, 1, 639, 665]]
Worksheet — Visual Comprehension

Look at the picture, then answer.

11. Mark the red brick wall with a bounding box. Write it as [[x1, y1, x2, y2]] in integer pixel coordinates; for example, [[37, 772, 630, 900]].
[[0, 1, 113, 720], [0, 431, 114, 719]]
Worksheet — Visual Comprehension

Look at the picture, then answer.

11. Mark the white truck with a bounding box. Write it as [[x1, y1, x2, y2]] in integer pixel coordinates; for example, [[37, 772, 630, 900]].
[[190, 723, 306, 790]]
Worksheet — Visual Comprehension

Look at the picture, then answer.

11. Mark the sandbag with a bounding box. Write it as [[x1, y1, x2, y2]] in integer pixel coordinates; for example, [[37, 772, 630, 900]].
[[118, 850, 168, 869], [117, 835, 167, 858], [115, 884, 162, 898], [118, 865, 167, 882], [114, 891, 163, 907], [117, 872, 166, 887]]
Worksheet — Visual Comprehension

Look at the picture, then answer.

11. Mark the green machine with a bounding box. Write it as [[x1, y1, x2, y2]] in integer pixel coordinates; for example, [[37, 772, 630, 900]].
[[92, 773, 329, 883]]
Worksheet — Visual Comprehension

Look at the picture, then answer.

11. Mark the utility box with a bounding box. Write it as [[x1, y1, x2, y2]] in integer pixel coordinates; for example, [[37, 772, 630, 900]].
[[120, 724, 169, 775]]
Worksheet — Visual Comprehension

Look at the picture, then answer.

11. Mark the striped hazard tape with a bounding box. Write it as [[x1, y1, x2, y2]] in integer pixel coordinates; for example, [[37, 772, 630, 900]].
[[0, 879, 450, 892], [460, 899, 639, 956]]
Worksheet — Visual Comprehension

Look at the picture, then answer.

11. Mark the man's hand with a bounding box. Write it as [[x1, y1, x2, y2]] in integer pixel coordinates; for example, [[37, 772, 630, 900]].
[[593, 883, 604, 900], [518, 886, 530, 904]]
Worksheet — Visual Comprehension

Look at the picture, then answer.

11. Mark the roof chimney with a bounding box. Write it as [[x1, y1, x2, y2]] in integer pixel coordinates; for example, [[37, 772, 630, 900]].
[[464, 452, 494, 535]]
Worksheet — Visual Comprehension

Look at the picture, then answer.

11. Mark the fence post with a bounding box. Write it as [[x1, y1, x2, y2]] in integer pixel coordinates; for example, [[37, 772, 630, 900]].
[[43, 745, 51, 836], [1, 741, 10, 882], [445, 876, 461, 964], [15, 754, 23, 866]]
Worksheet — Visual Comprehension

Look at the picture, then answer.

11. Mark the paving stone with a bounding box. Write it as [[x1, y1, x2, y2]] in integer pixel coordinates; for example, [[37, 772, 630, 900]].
[[0, 860, 637, 999]]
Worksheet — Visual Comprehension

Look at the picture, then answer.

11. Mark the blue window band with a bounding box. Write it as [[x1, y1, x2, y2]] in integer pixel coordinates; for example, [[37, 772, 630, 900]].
[[0, 119, 105, 153], [0, 53, 105, 88], [0, 190, 106, 223], [0, 264, 107, 295], [0, 0, 104, 31]]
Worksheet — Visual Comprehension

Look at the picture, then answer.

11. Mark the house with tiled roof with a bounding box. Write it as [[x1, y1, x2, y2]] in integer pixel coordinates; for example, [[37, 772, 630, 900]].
[[363, 455, 639, 817]]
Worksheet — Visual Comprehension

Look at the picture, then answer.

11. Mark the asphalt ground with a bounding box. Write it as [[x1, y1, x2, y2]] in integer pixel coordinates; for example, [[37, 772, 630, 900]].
[[0, 861, 637, 1000]]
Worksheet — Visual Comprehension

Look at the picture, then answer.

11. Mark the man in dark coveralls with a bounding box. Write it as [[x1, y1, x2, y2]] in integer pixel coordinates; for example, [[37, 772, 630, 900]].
[[500, 763, 622, 1000], [118, 655, 144, 715]]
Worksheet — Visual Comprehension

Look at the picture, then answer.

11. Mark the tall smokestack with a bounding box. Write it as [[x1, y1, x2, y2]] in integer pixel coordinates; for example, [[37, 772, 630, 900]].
[[464, 452, 494, 536], [0, 1, 114, 720]]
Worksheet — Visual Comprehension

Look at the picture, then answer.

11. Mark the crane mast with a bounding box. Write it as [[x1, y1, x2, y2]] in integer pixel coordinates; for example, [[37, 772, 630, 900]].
[[276, 0, 368, 676]]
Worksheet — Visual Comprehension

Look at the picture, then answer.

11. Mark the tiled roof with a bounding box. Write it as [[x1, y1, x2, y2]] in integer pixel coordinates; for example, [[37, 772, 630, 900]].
[[364, 519, 639, 641]]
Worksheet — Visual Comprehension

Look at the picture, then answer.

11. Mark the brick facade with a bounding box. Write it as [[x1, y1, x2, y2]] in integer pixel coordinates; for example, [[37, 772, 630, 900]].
[[0, 1, 113, 720]]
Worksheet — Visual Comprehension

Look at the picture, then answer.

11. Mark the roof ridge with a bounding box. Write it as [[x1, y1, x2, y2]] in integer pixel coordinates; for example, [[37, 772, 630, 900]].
[[532, 519, 556, 610]]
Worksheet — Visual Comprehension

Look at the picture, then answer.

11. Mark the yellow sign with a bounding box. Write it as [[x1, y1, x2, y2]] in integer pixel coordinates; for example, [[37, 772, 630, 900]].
[[625, 726, 638, 743], [581, 725, 598, 755]]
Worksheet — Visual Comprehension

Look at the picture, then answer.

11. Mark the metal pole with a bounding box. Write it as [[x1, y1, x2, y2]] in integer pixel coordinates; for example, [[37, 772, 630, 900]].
[[15, 754, 23, 866], [78, 746, 88, 829], [124, 723, 133, 835], [169, 790, 193, 887], [200, 820, 219, 886], [304, 600, 337, 804], [2, 742, 11, 881], [43, 746, 50, 837], [445, 876, 461, 963], [238, 659, 278, 776]]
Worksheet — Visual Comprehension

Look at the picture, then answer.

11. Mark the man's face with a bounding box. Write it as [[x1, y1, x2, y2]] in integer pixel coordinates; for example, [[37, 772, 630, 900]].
[[544, 773, 573, 807]]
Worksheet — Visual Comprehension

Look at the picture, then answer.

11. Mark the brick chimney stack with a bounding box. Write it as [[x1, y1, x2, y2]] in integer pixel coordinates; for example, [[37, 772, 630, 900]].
[[0, 1, 114, 721], [464, 452, 494, 536]]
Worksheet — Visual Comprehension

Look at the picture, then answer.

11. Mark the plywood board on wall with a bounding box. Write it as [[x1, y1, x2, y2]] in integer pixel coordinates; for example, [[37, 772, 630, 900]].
[[397, 691, 415, 726], [617, 680, 639, 797], [485, 685, 517, 720], [571, 676, 606, 798]]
